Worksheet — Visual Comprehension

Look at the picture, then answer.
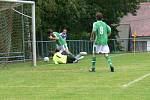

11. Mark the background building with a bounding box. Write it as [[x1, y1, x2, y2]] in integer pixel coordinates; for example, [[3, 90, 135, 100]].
[[118, 2, 150, 52]]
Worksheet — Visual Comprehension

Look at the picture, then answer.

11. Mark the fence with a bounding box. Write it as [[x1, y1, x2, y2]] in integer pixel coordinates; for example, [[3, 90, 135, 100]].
[[35, 40, 93, 59], [0, 38, 150, 63], [34, 38, 150, 59]]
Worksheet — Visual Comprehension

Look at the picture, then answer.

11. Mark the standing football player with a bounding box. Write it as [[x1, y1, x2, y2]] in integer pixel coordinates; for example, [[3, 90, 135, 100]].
[[89, 12, 115, 72], [60, 28, 67, 40]]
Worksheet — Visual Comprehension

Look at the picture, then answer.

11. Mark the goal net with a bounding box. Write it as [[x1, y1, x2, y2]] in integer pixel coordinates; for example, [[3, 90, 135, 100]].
[[0, 0, 36, 66]]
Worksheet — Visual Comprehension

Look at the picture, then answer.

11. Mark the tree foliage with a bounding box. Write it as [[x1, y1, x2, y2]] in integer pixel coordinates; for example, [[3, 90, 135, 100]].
[[34, 0, 140, 40]]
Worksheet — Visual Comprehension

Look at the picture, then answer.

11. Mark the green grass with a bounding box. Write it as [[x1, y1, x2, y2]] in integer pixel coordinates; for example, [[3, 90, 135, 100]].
[[0, 53, 150, 100]]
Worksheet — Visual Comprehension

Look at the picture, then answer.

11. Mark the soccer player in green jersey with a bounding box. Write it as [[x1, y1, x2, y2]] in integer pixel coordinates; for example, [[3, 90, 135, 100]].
[[89, 12, 115, 72], [48, 29, 74, 57]]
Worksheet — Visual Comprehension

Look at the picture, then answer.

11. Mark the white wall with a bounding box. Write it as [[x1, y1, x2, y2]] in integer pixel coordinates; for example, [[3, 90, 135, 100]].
[[147, 40, 150, 51]]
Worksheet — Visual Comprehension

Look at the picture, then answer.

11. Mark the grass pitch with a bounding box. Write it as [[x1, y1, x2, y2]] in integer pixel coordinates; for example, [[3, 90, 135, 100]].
[[0, 53, 150, 100]]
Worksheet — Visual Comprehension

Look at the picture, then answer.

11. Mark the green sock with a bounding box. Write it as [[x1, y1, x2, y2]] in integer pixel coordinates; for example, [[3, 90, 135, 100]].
[[105, 56, 113, 67], [91, 57, 96, 69]]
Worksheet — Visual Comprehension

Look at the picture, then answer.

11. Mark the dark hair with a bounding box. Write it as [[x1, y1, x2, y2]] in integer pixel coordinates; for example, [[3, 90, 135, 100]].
[[96, 12, 103, 20], [48, 29, 53, 35], [55, 49, 59, 52]]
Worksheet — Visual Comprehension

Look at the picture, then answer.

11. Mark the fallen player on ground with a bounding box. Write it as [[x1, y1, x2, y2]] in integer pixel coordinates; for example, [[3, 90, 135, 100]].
[[52, 49, 87, 64]]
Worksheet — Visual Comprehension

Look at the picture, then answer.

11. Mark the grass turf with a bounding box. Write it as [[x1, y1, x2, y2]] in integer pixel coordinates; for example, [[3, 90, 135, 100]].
[[0, 52, 150, 100]]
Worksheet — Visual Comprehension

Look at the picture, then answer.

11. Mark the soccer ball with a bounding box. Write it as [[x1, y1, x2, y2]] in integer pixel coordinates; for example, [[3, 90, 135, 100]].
[[44, 57, 49, 62], [80, 52, 87, 56]]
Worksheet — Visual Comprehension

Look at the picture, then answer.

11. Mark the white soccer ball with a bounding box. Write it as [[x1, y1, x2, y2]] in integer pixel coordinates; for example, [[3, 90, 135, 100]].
[[44, 57, 49, 62], [80, 52, 87, 56]]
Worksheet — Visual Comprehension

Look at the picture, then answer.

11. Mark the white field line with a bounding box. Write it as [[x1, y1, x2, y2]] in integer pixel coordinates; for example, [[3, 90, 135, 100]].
[[122, 73, 150, 88]]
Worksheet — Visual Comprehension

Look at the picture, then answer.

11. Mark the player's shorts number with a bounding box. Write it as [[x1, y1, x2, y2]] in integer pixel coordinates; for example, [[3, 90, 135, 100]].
[[99, 26, 103, 35]]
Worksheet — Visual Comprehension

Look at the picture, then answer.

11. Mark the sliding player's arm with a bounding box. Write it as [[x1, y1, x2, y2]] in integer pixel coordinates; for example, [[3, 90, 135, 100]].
[[53, 60, 58, 64], [53, 53, 59, 64]]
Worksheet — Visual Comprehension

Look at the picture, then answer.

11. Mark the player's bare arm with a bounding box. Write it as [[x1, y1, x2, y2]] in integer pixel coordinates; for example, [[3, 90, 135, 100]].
[[90, 32, 95, 41]]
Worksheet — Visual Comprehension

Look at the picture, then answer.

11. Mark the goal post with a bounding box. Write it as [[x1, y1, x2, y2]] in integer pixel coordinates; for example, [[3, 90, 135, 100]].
[[0, 0, 37, 66]]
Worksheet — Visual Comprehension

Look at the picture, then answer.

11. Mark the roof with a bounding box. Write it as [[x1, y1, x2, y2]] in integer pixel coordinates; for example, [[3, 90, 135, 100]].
[[120, 2, 150, 37]]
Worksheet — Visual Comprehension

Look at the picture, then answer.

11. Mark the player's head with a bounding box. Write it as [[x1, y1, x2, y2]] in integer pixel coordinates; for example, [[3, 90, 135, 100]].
[[63, 28, 67, 33], [48, 29, 53, 36], [96, 12, 103, 20]]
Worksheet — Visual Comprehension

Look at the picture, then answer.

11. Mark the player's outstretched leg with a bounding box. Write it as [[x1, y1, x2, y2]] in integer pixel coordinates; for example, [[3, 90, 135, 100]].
[[104, 54, 115, 72], [89, 56, 96, 72], [64, 47, 75, 58], [75, 52, 87, 60]]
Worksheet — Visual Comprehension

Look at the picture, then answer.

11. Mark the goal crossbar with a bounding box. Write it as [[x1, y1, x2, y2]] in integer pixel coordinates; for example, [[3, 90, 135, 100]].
[[0, 0, 35, 4]]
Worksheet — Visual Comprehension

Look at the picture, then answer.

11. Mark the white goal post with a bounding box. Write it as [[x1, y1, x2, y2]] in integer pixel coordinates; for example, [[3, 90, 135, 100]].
[[0, 0, 36, 66]]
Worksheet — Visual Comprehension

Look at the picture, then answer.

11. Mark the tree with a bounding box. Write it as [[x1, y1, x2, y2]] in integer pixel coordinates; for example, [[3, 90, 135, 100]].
[[34, 0, 140, 40]]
